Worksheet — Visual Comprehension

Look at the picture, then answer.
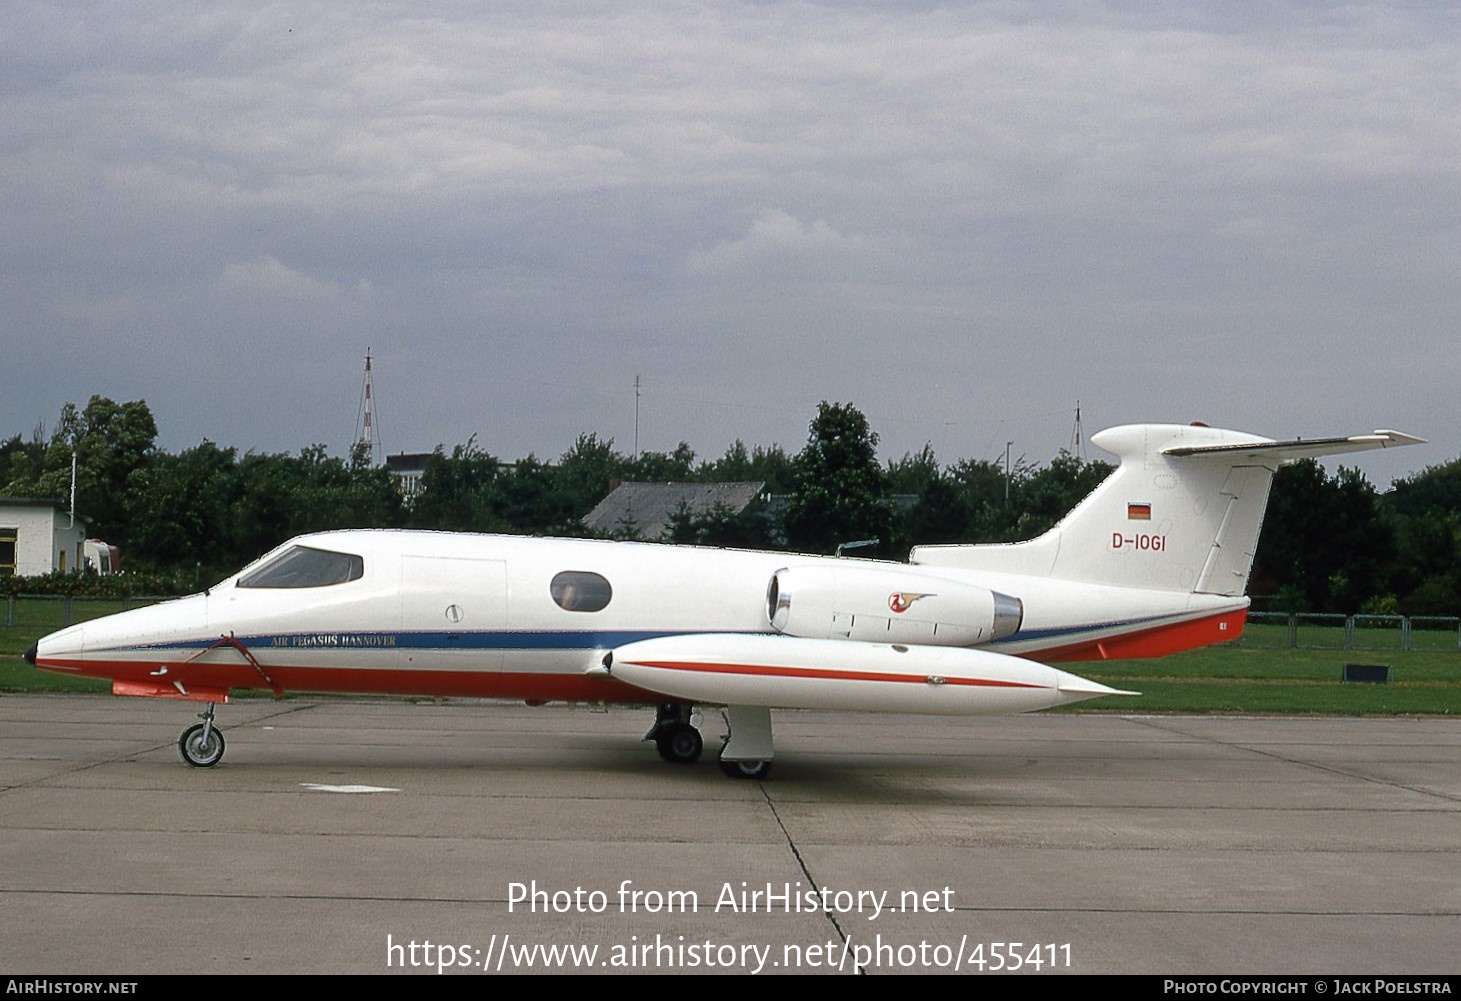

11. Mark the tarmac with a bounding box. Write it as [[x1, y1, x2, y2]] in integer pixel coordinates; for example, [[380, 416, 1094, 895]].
[[1, 693, 1457, 975]]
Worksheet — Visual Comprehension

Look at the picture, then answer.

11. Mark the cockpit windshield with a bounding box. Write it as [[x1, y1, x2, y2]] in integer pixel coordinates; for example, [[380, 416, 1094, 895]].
[[237, 545, 365, 589]]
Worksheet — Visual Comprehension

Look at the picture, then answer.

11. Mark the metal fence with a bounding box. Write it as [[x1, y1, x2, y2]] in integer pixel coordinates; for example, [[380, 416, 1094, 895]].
[[1241, 611, 1461, 652], [3, 594, 168, 630]]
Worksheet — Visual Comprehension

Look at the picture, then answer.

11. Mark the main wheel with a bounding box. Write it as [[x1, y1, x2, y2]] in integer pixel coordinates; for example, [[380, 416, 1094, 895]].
[[179, 723, 226, 768], [655, 723, 703, 764], [718, 758, 772, 780]]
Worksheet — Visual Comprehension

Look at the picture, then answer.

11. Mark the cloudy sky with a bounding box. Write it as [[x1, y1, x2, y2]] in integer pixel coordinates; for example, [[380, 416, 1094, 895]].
[[4, 1, 1456, 486]]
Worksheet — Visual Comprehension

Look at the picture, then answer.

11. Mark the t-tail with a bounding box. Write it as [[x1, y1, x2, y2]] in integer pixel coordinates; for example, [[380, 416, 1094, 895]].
[[911, 423, 1423, 596]]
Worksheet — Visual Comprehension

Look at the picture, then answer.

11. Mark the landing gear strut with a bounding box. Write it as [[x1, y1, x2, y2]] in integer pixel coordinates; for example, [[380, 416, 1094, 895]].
[[178, 702, 225, 767], [644, 703, 774, 778], [645, 703, 703, 764], [717, 705, 773, 780]]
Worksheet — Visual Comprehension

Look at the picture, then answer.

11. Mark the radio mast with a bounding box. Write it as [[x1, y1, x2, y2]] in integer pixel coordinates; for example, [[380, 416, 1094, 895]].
[[354, 349, 381, 464]]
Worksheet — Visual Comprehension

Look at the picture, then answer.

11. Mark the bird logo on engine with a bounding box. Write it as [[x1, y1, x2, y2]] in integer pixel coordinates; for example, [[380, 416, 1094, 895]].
[[888, 592, 934, 614]]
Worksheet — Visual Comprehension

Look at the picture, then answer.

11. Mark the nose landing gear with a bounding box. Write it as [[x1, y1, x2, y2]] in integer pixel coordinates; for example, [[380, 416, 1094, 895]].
[[178, 703, 226, 767]]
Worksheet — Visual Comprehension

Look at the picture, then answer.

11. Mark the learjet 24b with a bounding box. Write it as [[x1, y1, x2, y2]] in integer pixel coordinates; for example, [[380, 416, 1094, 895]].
[[27, 423, 1421, 778]]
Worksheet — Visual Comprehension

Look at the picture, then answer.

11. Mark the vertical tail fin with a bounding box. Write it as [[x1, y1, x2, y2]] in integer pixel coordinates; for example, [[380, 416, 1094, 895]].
[[911, 424, 1422, 595]]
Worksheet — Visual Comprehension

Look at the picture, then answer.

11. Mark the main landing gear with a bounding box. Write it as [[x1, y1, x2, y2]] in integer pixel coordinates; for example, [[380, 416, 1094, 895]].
[[645, 703, 773, 779], [178, 703, 225, 767], [718, 758, 772, 780], [645, 703, 703, 763], [716, 705, 773, 780]]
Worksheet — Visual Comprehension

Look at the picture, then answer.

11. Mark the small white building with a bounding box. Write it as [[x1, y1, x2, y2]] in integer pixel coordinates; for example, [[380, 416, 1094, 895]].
[[0, 499, 91, 577]]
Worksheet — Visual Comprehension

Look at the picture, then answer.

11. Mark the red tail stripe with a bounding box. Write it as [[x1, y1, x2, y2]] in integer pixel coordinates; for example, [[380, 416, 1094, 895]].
[[1036, 608, 1248, 663]]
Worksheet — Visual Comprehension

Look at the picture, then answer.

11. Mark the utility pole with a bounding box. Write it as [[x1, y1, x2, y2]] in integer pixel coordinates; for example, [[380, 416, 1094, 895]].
[[1070, 400, 1086, 461], [633, 374, 641, 461], [1005, 441, 1013, 505]]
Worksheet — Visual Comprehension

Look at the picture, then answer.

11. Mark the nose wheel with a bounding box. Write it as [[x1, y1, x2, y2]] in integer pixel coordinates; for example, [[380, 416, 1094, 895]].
[[178, 703, 226, 767]]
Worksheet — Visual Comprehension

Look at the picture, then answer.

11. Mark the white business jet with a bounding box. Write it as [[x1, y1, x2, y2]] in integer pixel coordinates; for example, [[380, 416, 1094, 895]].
[[27, 423, 1420, 778]]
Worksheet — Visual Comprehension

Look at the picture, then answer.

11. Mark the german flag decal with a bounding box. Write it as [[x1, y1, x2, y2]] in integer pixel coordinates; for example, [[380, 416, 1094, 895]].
[[1127, 502, 1152, 521]]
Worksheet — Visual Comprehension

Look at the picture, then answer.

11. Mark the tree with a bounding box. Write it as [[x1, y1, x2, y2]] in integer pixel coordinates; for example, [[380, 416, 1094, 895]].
[[493, 455, 578, 535], [556, 433, 626, 519], [123, 440, 240, 572], [625, 442, 696, 482], [410, 438, 502, 532], [0, 424, 46, 490], [702, 440, 795, 494], [1251, 460, 1391, 611], [1014, 452, 1112, 540], [1379, 459, 1461, 614], [781, 402, 891, 555], [1386, 509, 1461, 614], [665, 498, 777, 549], [948, 458, 1015, 541], [1387, 458, 1461, 519], [2, 397, 159, 548], [883, 445, 967, 550]]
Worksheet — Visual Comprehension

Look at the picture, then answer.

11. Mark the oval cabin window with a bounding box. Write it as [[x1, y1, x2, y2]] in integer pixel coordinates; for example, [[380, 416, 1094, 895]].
[[550, 571, 612, 612]]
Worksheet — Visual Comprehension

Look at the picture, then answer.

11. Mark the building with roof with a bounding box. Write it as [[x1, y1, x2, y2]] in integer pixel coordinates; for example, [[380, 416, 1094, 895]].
[[582, 481, 766, 541], [0, 499, 92, 576]]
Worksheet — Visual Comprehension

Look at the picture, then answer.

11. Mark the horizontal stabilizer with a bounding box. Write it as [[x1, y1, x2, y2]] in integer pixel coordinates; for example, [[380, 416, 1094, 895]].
[[1163, 429, 1424, 461]]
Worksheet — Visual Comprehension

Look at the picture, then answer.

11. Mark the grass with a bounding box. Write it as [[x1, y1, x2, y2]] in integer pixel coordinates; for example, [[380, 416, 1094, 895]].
[[0, 665, 109, 693], [0, 596, 162, 693], [1071, 679, 1457, 715], [3, 602, 1459, 713], [1059, 643, 1461, 715], [2, 596, 164, 635]]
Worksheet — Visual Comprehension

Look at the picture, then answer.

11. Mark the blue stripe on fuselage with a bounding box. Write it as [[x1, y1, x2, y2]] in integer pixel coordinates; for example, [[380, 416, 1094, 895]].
[[986, 613, 1177, 647], [91, 614, 1185, 658], [105, 629, 722, 656]]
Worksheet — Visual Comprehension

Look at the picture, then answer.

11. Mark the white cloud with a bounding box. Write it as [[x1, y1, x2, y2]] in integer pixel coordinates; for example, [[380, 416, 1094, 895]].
[[685, 208, 887, 275], [1, 1, 1456, 479], [217, 256, 325, 298]]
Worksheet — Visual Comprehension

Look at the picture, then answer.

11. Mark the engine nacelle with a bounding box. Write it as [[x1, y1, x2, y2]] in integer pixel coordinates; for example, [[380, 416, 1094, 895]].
[[766, 565, 1022, 646]]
